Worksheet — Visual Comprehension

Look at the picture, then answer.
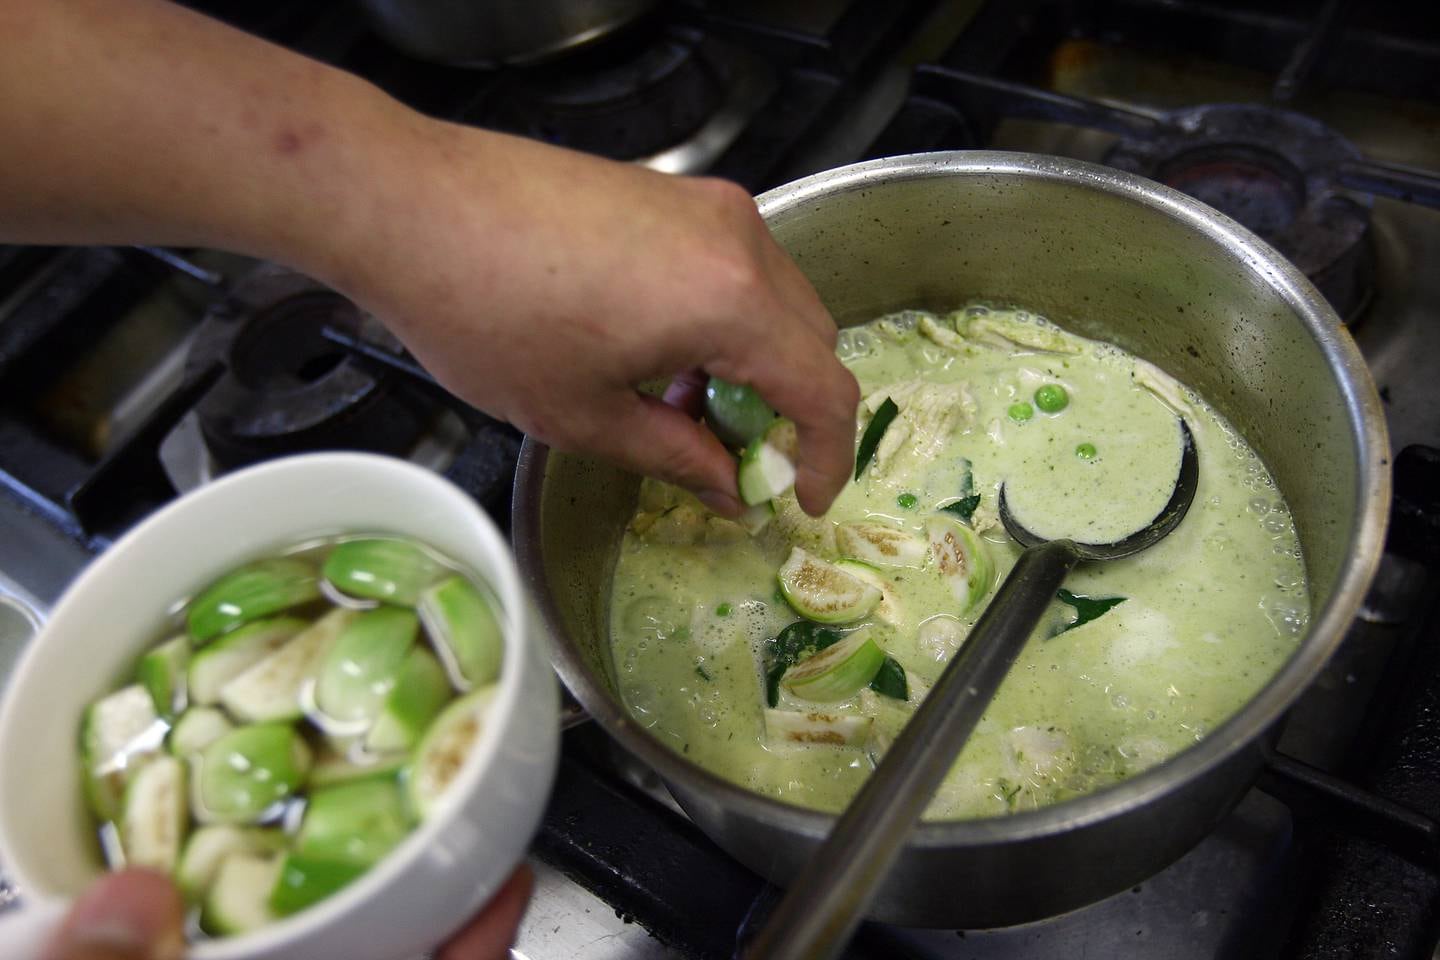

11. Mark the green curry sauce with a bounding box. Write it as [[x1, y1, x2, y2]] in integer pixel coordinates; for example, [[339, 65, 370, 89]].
[[610, 305, 1308, 820]]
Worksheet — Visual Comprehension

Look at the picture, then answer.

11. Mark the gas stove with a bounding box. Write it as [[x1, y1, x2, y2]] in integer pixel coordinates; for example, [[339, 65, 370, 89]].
[[1, 2, 1438, 959]]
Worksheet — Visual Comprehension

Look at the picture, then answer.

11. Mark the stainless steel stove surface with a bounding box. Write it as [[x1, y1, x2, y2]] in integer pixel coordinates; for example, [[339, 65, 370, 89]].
[[1, 2, 1439, 959]]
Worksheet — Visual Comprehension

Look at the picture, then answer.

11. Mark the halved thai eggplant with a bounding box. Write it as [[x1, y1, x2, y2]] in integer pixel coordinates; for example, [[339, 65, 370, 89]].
[[188, 617, 305, 706], [187, 559, 319, 644], [777, 547, 882, 624], [80, 684, 165, 821], [268, 854, 367, 917], [167, 707, 234, 757], [120, 754, 187, 872], [322, 538, 441, 606], [925, 514, 996, 614], [176, 825, 286, 903], [781, 629, 885, 702], [408, 685, 497, 820], [294, 777, 410, 867], [417, 576, 502, 690], [201, 853, 283, 936], [192, 724, 311, 824], [136, 635, 190, 719], [764, 709, 873, 747], [313, 607, 418, 725], [365, 647, 453, 753], [219, 609, 354, 723]]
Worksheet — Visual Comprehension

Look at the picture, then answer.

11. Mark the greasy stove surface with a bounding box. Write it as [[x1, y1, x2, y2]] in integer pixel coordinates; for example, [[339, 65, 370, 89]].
[[1, 2, 1439, 959]]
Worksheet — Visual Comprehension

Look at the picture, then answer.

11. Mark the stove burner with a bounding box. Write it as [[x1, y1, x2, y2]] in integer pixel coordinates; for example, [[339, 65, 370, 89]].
[[1106, 104, 1376, 322], [460, 25, 728, 161], [187, 266, 428, 468]]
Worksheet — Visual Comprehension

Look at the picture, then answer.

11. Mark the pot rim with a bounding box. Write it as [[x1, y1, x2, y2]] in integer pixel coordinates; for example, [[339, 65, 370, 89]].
[[514, 150, 1391, 849]]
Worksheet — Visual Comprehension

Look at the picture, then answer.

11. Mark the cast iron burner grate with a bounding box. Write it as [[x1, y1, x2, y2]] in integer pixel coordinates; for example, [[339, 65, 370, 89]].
[[1105, 103, 1376, 322], [187, 265, 430, 469], [460, 22, 729, 162], [870, 67, 1440, 323]]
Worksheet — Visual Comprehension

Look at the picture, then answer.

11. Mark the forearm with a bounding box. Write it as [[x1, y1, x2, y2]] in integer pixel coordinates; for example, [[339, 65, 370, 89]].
[[0, 0, 421, 277], [0, 0, 858, 512]]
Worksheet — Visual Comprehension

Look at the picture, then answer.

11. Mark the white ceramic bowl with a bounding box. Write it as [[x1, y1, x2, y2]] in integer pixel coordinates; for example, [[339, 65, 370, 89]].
[[0, 453, 559, 959]]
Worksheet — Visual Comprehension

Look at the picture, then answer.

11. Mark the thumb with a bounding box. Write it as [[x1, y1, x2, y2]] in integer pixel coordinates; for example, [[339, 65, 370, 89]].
[[43, 870, 185, 960]]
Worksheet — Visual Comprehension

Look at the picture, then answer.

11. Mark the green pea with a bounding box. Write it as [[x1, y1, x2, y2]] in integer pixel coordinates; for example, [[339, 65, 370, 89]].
[[896, 493, 918, 509], [1008, 402, 1034, 422], [715, 602, 732, 617], [1076, 442, 1098, 460], [1035, 384, 1069, 413]]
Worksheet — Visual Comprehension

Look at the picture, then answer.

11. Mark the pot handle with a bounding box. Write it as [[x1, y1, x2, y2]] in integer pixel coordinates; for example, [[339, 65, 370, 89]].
[[1258, 750, 1440, 868]]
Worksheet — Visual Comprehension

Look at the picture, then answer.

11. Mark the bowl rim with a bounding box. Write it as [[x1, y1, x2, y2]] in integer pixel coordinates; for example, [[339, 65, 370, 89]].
[[0, 452, 533, 956], [512, 150, 1392, 849]]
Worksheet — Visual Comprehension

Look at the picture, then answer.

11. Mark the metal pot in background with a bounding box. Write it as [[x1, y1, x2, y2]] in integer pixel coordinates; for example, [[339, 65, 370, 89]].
[[512, 152, 1391, 927], [357, 0, 659, 67]]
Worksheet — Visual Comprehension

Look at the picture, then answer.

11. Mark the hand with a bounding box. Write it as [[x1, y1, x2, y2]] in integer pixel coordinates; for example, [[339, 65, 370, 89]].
[[314, 126, 858, 516], [0, 0, 859, 516], [43, 865, 534, 960]]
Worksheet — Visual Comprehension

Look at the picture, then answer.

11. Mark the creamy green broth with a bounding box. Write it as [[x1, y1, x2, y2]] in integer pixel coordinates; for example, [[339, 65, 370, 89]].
[[610, 305, 1308, 820]]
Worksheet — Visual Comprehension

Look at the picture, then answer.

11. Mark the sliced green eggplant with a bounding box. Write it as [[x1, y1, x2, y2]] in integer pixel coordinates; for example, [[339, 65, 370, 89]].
[[738, 419, 798, 506], [366, 647, 453, 753], [201, 853, 283, 936], [192, 724, 312, 824], [168, 707, 234, 757], [136, 635, 190, 719], [781, 629, 885, 702], [417, 576, 502, 691], [219, 609, 354, 723], [834, 522, 928, 569], [704, 378, 777, 448], [322, 538, 441, 606], [763, 709, 872, 748], [777, 547, 882, 624], [314, 607, 418, 724], [176, 825, 286, 902], [81, 684, 164, 821], [408, 685, 498, 820], [925, 515, 995, 613], [310, 742, 408, 789], [295, 777, 410, 867], [738, 501, 775, 536], [187, 558, 320, 644], [189, 617, 305, 706], [831, 560, 906, 628], [120, 754, 187, 872], [268, 853, 367, 917]]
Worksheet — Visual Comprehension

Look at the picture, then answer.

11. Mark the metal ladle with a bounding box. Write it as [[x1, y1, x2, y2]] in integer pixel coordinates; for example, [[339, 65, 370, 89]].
[[745, 420, 1199, 960]]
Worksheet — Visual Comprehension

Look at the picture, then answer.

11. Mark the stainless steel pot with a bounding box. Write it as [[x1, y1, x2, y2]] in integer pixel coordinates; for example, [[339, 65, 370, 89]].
[[358, 0, 658, 67], [512, 152, 1391, 927]]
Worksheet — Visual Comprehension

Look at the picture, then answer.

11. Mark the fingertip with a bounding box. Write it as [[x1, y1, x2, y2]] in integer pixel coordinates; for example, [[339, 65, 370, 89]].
[[794, 460, 846, 517], [624, 395, 741, 503], [437, 864, 536, 960], [46, 869, 185, 960]]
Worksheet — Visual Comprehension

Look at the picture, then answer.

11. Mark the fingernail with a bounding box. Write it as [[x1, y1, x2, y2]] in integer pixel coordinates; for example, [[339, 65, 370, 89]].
[[698, 489, 741, 517]]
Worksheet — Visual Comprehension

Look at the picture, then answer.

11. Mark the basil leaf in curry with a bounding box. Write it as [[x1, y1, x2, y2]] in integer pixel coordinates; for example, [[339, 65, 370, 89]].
[[1055, 588, 1126, 634], [854, 397, 899, 480], [868, 656, 908, 701]]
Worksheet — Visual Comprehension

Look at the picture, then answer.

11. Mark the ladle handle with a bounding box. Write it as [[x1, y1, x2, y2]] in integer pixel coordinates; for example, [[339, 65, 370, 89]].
[[744, 539, 1080, 960]]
